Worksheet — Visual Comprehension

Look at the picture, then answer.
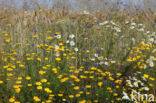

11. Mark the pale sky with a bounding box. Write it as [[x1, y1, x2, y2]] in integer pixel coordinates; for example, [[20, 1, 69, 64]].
[[0, 0, 155, 11]]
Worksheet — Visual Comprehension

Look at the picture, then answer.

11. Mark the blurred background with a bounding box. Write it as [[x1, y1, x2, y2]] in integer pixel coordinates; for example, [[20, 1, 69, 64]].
[[0, 0, 155, 12]]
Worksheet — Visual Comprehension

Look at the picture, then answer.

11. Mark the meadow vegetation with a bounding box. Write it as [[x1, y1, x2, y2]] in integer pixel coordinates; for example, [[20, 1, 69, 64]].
[[0, 4, 155, 103]]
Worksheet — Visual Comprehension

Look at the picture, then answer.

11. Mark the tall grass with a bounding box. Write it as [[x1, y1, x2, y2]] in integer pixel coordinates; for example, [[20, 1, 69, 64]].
[[0, 5, 155, 103]]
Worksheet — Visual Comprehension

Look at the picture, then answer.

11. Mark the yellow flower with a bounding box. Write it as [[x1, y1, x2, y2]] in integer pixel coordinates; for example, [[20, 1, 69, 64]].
[[24, 11, 27, 14], [98, 82, 103, 87], [19, 64, 24, 68], [7, 68, 13, 71], [69, 95, 74, 98], [63, 53, 66, 56], [46, 100, 51, 103], [49, 94, 55, 97], [116, 85, 119, 88], [46, 36, 53, 40], [33, 96, 40, 102], [28, 84, 32, 87], [15, 88, 21, 93], [107, 87, 111, 91], [127, 58, 132, 62], [5, 39, 11, 42], [42, 66, 48, 69], [75, 78, 80, 82], [39, 9, 42, 12], [37, 58, 41, 62], [86, 92, 90, 95], [44, 88, 52, 93], [94, 100, 98, 103], [71, 56, 76, 59], [144, 74, 149, 78], [41, 79, 47, 83], [16, 81, 21, 84], [13, 85, 19, 89], [60, 77, 69, 82], [74, 86, 79, 90], [47, 82, 50, 85], [76, 94, 80, 97], [26, 76, 31, 80], [113, 93, 118, 96], [39, 71, 46, 75], [58, 94, 63, 97], [17, 77, 22, 80], [116, 98, 121, 101], [91, 67, 97, 70], [7, 73, 13, 76], [136, 56, 141, 59], [59, 42, 63, 46], [52, 68, 57, 74], [85, 85, 91, 88], [79, 100, 86, 103], [116, 73, 121, 76], [109, 77, 114, 81], [55, 32, 60, 34], [139, 65, 143, 69], [37, 86, 42, 90], [149, 84, 153, 87], [58, 75, 63, 79], [89, 76, 94, 79], [149, 77, 155, 81], [33, 35, 38, 38], [44, 57, 48, 61], [56, 57, 61, 61], [26, 58, 32, 60], [62, 98, 66, 101], [0, 81, 4, 84], [9, 97, 15, 102], [16, 61, 21, 64], [5, 33, 8, 36], [36, 82, 42, 85], [132, 57, 137, 61]]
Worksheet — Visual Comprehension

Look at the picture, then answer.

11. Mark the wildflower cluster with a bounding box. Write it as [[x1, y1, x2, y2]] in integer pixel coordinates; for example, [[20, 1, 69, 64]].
[[0, 9, 155, 103]]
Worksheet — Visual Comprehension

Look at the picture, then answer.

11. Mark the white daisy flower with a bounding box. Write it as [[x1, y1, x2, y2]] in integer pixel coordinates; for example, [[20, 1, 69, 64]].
[[149, 38, 154, 42], [56, 35, 61, 39], [55, 52, 60, 57], [146, 31, 150, 34], [143, 64, 147, 69], [126, 80, 133, 87], [70, 41, 75, 46], [138, 28, 144, 32], [90, 58, 95, 61], [133, 82, 138, 87], [99, 62, 104, 65], [104, 61, 109, 65], [94, 53, 98, 57], [130, 26, 135, 29], [110, 21, 117, 25], [54, 45, 59, 49], [69, 34, 75, 39], [149, 61, 154, 67], [111, 61, 116, 63], [122, 91, 130, 100], [83, 10, 90, 15], [125, 21, 130, 24], [131, 22, 136, 26], [99, 21, 109, 26], [142, 87, 149, 91], [66, 40, 69, 43], [74, 48, 78, 52]]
